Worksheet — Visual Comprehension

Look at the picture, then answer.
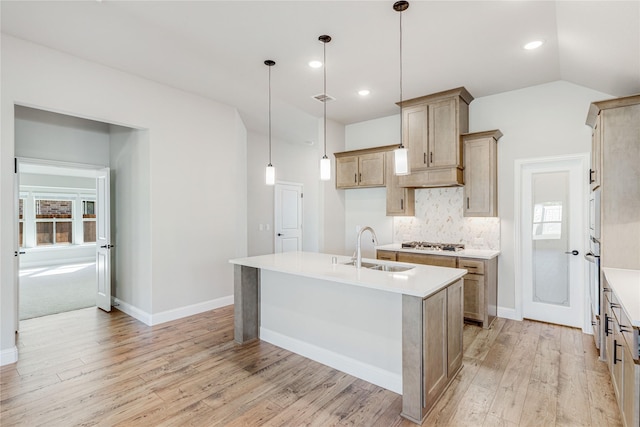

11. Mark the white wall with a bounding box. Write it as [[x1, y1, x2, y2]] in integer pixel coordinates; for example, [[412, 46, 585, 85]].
[[1, 35, 247, 363], [343, 81, 613, 315], [109, 125, 152, 314], [320, 118, 346, 255]]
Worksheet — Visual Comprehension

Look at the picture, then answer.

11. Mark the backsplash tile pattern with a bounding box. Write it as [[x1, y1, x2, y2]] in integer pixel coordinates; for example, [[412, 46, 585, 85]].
[[393, 187, 500, 250]]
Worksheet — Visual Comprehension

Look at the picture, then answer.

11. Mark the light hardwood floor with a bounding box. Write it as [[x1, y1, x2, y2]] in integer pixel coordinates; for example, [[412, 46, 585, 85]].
[[0, 305, 622, 426]]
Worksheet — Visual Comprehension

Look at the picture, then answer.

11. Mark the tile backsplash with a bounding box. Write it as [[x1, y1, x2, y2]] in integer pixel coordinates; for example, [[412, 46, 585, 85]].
[[393, 187, 500, 250]]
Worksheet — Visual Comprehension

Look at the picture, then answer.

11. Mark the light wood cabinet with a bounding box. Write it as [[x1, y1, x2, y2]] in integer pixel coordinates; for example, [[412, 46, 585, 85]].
[[335, 151, 385, 188], [586, 95, 640, 270], [402, 279, 464, 424], [397, 87, 473, 188], [383, 250, 498, 329], [602, 277, 640, 427], [385, 152, 415, 216], [462, 130, 502, 217]]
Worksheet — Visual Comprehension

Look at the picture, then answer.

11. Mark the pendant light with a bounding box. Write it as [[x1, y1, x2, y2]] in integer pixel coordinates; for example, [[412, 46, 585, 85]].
[[319, 35, 332, 181], [393, 1, 410, 176], [265, 59, 276, 185]]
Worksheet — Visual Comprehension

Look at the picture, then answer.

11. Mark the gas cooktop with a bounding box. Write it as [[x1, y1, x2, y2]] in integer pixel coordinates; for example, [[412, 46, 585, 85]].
[[401, 241, 465, 252]]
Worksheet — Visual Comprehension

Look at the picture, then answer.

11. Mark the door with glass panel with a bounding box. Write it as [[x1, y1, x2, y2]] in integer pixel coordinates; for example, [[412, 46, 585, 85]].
[[520, 157, 585, 328]]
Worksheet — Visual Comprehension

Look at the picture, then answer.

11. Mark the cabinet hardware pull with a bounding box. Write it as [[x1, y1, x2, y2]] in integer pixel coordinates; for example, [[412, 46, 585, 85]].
[[613, 339, 622, 364], [605, 314, 611, 336], [591, 321, 597, 326], [610, 302, 620, 309], [400, 199, 403, 210], [467, 197, 470, 209], [354, 173, 357, 183], [423, 152, 427, 164], [359, 173, 362, 183], [589, 169, 595, 184], [430, 152, 433, 164], [620, 325, 631, 333], [603, 287, 611, 293]]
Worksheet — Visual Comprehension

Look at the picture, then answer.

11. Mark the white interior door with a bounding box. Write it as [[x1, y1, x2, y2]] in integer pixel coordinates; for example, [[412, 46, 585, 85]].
[[275, 183, 303, 253], [96, 168, 112, 312], [520, 157, 585, 328]]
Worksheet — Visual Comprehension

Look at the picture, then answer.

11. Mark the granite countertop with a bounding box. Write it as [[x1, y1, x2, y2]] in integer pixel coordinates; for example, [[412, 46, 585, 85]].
[[602, 267, 640, 328], [376, 243, 500, 260], [230, 251, 467, 299]]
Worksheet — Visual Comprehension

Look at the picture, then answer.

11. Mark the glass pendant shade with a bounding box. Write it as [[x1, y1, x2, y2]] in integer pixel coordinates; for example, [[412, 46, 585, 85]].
[[394, 146, 410, 175], [265, 164, 275, 186], [320, 156, 331, 181]]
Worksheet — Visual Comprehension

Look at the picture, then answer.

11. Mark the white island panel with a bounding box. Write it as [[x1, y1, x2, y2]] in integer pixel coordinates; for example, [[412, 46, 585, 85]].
[[260, 270, 402, 393]]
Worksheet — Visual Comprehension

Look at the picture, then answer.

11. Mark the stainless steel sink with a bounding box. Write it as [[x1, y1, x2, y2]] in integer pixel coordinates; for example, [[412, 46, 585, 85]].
[[342, 261, 414, 272]]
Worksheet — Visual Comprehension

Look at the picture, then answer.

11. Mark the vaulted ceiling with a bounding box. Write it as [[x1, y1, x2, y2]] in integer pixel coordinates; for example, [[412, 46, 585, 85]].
[[2, 1, 639, 144]]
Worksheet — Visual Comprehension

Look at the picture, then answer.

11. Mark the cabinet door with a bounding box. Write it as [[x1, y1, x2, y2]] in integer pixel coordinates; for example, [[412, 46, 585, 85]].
[[404, 104, 429, 171], [358, 152, 385, 187], [591, 115, 601, 191], [464, 136, 497, 217], [385, 152, 415, 216], [397, 252, 457, 268], [428, 98, 458, 168], [462, 273, 484, 322], [423, 288, 448, 410], [376, 250, 397, 261], [447, 279, 463, 378], [336, 156, 358, 188], [622, 344, 639, 427]]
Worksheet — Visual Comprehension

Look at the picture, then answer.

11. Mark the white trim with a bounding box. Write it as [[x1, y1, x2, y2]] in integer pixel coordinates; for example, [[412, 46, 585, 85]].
[[497, 306, 521, 321], [260, 327, 402, 394], [514, 153, 589, 328], [0, 346, 19, 366], [115, 295, 234, 327], [113, 298, 152, 326]]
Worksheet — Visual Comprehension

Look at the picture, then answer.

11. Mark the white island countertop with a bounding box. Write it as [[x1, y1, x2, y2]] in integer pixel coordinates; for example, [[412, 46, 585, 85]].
[[230, 251, 467, 299], [376, 243, 500, 260], [602, 267, 640, 327]]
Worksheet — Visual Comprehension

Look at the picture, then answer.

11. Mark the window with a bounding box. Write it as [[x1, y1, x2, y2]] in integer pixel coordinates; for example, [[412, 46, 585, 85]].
[[532, 202, 563, 240], [82, 200, 96, 243], [35, 199, 73, 246]]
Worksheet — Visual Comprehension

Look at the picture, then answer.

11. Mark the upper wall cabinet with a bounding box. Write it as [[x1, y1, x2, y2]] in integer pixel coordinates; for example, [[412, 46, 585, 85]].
[[334, 145, 395, 189], [463, 130, 502, 217], [385, 151, 415, 216], [398, 87, 474, 188]]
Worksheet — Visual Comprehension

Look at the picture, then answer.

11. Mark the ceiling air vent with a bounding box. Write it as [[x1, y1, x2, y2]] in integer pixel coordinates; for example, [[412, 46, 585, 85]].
[[313, 93, 336, 103]]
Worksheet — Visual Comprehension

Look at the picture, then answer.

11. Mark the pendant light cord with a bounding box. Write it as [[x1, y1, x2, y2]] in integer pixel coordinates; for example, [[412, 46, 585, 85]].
[[399, 7, 404, 149], [323, 39, 327, 159], [268, 63, 272, 166]]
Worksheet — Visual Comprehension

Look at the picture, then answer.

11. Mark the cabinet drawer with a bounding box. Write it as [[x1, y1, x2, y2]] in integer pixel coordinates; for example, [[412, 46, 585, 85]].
[[619, 309, 639, 361], [458, 258, 484, 275], [397, 252, 457, 268], [376, 250, 397, 261]]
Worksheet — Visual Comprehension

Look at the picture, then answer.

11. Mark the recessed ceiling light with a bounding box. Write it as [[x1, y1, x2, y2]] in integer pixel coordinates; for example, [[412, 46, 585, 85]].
[[523, 40, 545, 50], [358, 89, 370, 96], [308, 60, 322, 68]]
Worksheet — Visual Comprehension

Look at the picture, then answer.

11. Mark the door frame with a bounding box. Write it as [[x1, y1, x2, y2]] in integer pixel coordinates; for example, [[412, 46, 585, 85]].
[[15, 157, 110, 325], [274, 181, 303, 253], [514, 153, 589, 332]]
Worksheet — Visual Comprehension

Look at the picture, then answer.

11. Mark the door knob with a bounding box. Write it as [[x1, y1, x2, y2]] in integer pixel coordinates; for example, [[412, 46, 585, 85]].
[[277, 233, 283, 236], [564, 250, 579, 256]]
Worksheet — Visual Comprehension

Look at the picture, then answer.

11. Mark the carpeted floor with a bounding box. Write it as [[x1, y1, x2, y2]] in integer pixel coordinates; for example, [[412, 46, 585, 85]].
[[19, 262, 96, 320]]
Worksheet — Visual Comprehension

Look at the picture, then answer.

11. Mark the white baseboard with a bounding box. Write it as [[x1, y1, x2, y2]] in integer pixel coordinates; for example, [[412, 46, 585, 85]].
[[114, 295, 234, 327], [113, 298, 152, 325], [150, 295, 234, 326], [0, 346, 18, 366], [259, 327, 402, 394], [497, 306, 521, 321]]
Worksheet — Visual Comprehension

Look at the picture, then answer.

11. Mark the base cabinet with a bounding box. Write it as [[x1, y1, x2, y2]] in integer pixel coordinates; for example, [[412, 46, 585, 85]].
[[402, 279, 463, 424], [382, 250, 497, 329], [603, 277, 640, 427]]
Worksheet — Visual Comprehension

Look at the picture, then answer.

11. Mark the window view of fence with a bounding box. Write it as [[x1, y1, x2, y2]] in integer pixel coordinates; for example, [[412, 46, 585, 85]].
[[35, 200, 73, 245]]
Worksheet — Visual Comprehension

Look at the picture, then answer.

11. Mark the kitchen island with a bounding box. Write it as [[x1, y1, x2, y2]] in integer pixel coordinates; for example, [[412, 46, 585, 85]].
[[229, 251, 467, 424]]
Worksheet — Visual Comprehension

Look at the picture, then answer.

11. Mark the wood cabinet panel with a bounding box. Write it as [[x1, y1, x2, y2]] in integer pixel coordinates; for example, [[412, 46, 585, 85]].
[[358, 152, 385, 186], [428, 97, 458, 168], [463, 130, 501, 217], [423, 288, 448, 410], [462, 273, 483, 322], [591, 115, 601, 191], [336, 155, 358, 188], [396, 252, 457, 268], [405, 104, 429, 172], [385, 151, 415, 216], [376, 250, 397, 261], [447, 279, 464, 377]]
